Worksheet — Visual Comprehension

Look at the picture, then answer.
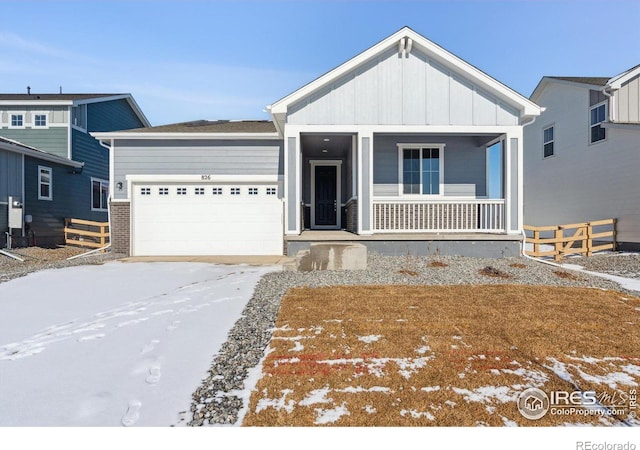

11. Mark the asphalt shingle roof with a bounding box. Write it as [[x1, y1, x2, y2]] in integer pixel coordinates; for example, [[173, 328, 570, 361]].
[[0, 93, 126, 101], [547, 77, 610, 86], [123, 120, 277, 133]]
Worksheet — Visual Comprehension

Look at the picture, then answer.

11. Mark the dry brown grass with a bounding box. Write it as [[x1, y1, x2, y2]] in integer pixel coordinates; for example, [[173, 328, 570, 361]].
[[554, 271, 579, 280], [429, 261, 449, 268], [244, 285, 640, 427], [396, 269, 419, 277], [509, 263, 527, 269]]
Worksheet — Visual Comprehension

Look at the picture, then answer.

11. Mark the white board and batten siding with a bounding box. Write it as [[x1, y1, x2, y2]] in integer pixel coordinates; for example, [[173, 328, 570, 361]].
[[287, 48, 520, 127], [614, 73, 640, 123]]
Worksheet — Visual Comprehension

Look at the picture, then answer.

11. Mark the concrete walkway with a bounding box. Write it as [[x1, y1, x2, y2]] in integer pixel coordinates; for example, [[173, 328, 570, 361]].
[[120, 255, 294, 267]]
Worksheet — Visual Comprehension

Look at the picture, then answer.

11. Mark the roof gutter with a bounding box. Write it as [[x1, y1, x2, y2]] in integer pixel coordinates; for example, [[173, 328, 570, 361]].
[[91, 132, 281, 141], [601, 84, 615, 122]]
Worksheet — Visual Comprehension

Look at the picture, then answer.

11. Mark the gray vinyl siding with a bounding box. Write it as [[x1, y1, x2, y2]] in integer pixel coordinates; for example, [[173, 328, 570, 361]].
[[71, 128, 109, 221], [114, 139, 284, 200], [288, 47, 520, 126], [615, 75, 640, 123], [372, 135, 488, 197], [524, 82, 640, 244], [0, 149, 23, 232], [0, 106, 68, 126], [0, 127, 68, 159]]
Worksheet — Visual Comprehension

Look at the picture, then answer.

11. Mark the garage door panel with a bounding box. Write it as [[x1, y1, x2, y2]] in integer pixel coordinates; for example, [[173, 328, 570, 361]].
[[132, 183, 283, 256]]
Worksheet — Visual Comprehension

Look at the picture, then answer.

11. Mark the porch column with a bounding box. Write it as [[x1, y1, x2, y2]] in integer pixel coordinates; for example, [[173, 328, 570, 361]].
[[284, 133, 301, 235], [358, 132, 373, 235], [504, 131, 522, 234]]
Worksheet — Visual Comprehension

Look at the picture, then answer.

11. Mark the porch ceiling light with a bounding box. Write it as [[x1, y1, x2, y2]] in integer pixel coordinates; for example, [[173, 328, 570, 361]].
[[323, 138, 330, 142], [321, 149, 328, 153]]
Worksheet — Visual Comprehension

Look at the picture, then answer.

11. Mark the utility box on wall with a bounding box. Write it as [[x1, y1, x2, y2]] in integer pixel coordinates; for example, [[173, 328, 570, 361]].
[[8, 196, 23, 230]]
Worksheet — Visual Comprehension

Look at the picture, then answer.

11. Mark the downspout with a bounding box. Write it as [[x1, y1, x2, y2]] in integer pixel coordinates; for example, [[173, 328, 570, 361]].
[[518, 114, 564, 267], [601, 85, 614, 122]]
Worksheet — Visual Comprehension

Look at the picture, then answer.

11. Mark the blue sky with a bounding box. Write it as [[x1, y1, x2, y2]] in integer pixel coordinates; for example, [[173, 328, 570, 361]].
[[1, 0, 638, 125]]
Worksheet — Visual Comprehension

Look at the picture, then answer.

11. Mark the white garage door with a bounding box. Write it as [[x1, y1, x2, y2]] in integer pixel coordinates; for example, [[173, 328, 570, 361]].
[[132, 182, 283, 256]]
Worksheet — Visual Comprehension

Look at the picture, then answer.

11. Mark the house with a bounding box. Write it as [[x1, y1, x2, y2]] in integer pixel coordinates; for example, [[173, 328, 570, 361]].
[[0, 93, 150, 247], [93, 27, 541, 257], [523, 65, 640, 251]]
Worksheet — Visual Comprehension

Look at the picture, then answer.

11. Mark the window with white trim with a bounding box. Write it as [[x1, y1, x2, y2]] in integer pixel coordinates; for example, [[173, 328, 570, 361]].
[[543, 126, 554, 158], [10, 114, 24, 128], [590, 103, 606, 143], [38, 166, 52, 200], [399, 145, 443, 195], [91, 178, 109, 211], [34, 114, 47, 128], [212, 187, 223, 195]]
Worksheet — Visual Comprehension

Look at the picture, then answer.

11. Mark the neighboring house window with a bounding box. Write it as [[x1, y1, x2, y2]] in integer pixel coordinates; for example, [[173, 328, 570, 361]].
[[34, 114, 47, 128], [590, 103, 606, 143], [10, 114, 24, 128], [399, 145, 444, 195], [38, 166, 53, 200], [91, 178, 109, 211], [543, 126, 554, 158]]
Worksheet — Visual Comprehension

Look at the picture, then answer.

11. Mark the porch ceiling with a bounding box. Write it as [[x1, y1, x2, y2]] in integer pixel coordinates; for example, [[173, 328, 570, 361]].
[[301, 134, 352, 158]]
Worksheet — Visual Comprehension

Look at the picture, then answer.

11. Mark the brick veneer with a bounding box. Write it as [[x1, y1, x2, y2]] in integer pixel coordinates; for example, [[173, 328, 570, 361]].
[[110, 201, 130, 255]]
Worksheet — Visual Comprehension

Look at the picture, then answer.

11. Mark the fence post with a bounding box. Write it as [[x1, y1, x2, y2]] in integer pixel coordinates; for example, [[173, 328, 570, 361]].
[[554, 227, 563, 262], [586, 222, 593, 257], [612, 218, 617, 251], [533, 229, 539, 257]]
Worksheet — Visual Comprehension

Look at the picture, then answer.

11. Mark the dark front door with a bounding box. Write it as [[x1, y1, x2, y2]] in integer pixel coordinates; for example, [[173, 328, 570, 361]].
[[314, 165, 337, 226]]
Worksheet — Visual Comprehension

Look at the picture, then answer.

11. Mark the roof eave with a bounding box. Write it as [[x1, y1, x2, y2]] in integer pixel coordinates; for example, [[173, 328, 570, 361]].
[[0, 141, 84, 168], [91, 131, 282, 141]]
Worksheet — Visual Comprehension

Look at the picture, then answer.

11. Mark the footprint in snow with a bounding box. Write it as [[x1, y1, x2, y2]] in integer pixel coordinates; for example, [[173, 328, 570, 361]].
[[167, 321, 180, 332], [146, 366, 161, 384], [121, 400, 142, 426], [141, 340, 159, 354], [77, 334, 105, 342]]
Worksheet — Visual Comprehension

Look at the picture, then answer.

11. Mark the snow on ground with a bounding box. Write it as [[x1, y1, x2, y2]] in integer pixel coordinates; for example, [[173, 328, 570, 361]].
[[0, 261, 276, 426]]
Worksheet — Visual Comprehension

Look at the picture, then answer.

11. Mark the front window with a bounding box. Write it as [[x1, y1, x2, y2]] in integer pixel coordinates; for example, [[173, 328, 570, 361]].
[[590, 103, 606, 143], [91, 178, 108, 210], [38, 166, 52, 200], [543, 126, 554, 158], [400, 146, 442, 195]]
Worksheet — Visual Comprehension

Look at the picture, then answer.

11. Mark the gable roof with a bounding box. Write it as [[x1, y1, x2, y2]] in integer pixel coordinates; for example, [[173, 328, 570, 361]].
[[0, 136, 84, 168], [546, 77, 610, 86], [268, 26, 541, 131], [91, 120, 279, 141], [0, 93, 151, 128]]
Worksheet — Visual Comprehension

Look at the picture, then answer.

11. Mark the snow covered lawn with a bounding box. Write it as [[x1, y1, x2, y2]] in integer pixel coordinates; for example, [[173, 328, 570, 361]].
[[243, 285, 640, 426], [0, 261, 276, 426]]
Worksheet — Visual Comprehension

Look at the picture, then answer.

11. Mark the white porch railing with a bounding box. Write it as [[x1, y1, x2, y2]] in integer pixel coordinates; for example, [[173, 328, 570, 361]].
[[373, 199, 505, 233]]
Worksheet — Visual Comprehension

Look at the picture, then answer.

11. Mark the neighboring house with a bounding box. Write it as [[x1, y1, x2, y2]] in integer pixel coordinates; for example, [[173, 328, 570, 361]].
[[524, 65, 640, 250], [0, 93, 149, 247], [94, 27, 541, 257]]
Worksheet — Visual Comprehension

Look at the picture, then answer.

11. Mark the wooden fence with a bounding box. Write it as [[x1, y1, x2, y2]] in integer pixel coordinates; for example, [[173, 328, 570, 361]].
[[524, 219, 616, 261], [64, 218, 110, 249]]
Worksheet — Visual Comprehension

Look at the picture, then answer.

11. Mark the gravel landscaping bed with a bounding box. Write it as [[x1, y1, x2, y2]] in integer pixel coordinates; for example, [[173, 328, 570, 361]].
[[569, 252, 640, 279], [0, 246, 123, 284], [189, 252, 639, 426]]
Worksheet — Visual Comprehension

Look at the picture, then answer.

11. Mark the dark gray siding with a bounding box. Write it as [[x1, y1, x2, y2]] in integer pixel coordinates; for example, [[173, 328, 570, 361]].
[[87, 99, 145, 132], [373, 134, 488, 197], [0, 149, 23, 232], [0, 127, 68, 159], [23, 156, 92, 246], [114, 139, 284, 200]]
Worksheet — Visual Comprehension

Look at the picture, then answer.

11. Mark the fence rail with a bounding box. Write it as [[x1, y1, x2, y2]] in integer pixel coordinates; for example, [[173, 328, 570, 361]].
[[373, 199, 505, 232], [524, 219, 616, 261], [64, 218, 110, 249]]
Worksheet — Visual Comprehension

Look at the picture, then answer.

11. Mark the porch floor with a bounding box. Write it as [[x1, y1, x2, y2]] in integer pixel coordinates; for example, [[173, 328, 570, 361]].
[[285, 230, 522, 242]]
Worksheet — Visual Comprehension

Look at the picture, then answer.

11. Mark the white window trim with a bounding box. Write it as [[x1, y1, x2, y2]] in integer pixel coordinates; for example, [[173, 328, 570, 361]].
[[397, 143, 445, 197], [38, 166, 53, 201], [91, 177, 109, 211], [589, 101, 607, 145], [9, 111, 26, 129], [542, 124, 555, 159], [32, 112, 49, 129]]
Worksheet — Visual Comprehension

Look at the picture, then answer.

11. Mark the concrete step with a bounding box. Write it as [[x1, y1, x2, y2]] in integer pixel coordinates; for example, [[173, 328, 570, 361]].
[[293, 243, 367, 271]]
